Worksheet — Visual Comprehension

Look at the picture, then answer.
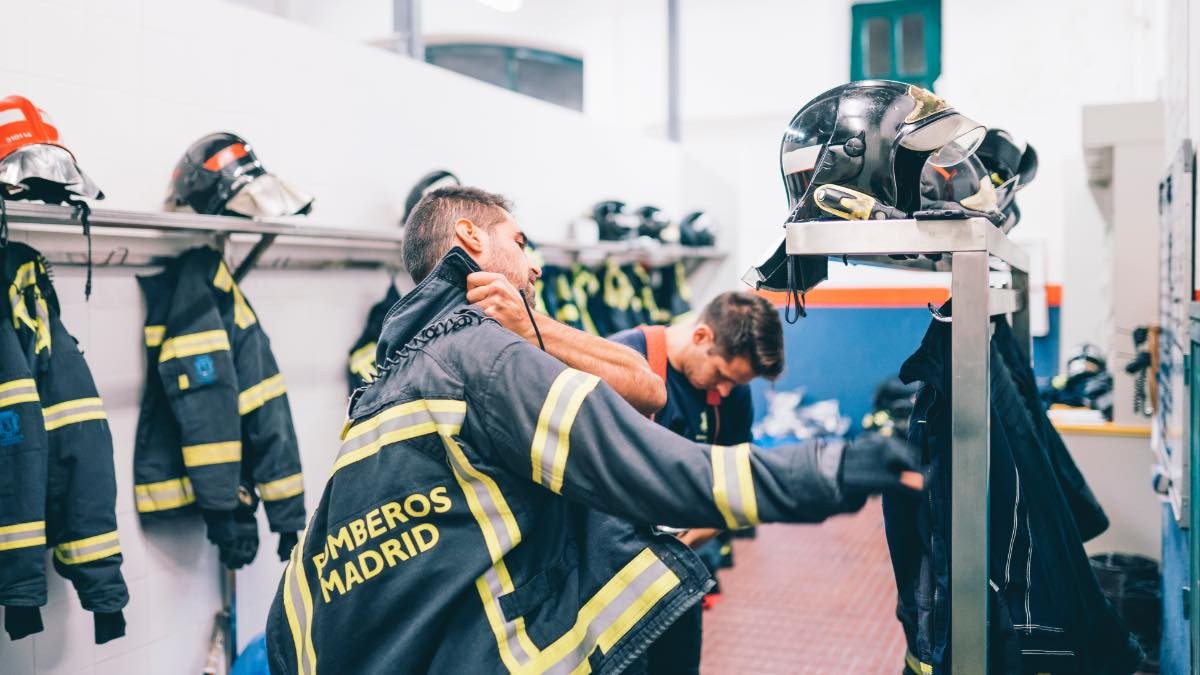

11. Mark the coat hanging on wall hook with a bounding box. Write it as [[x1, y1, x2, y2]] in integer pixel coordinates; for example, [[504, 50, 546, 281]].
[[928, 302, 953, 323]]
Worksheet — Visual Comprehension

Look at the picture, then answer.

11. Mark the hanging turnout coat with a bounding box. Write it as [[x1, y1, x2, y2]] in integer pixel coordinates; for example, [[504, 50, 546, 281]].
[[133, 247, 305, 548], [266, 248, 862, 675], [1, 242, 128, 643]]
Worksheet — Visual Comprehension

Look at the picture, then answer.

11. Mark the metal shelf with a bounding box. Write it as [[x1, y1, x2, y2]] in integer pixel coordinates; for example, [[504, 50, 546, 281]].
[[3, 202, 404, 279], [785, 216, 1030, 675]]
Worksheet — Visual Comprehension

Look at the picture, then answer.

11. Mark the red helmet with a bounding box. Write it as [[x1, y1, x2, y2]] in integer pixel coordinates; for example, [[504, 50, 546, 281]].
[[0, 95, 103, 203]]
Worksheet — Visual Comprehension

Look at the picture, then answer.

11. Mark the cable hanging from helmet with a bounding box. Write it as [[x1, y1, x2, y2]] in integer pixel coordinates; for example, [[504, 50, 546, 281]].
[[0, 193, 8, 248], [67, 198, 93, 300]]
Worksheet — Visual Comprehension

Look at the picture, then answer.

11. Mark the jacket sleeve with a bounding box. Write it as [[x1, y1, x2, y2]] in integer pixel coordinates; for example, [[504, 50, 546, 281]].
[[235, 327, 306, 533], [472, 340, 853, 528], [157, 256, 242, 513], [40, 317, 129, 641], [0, 323, 49, 639]]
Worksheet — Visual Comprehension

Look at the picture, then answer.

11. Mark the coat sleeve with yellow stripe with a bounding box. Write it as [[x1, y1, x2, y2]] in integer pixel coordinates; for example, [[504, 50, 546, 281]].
[[0, 320, 48, 619], [39, 313, 129, 634], [158, 254, 243, 513], [470, 337, 854, 528]]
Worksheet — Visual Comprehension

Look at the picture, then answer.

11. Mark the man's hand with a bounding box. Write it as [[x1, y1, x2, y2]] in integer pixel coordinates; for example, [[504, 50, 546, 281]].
[[839, 434, 925, 500], [677, 528, 721, 550], [467, 272, 538, 344]]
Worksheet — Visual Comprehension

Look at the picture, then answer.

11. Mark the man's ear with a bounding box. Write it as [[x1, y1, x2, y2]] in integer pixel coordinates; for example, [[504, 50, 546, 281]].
[[692, 324, 714, 346], [453, 218, 486, 256]]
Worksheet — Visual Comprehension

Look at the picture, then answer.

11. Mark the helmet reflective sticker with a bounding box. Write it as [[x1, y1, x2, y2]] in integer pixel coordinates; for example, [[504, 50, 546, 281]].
[[903, 85, 950, 123]]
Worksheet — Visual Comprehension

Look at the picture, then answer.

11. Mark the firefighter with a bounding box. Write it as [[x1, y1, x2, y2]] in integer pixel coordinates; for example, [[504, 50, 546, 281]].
[[265, 186, 922, 674], [609, 291, 785, 675]]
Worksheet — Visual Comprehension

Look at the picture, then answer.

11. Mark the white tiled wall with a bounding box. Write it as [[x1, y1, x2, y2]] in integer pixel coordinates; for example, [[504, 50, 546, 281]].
[[0, 1, 735, 673]]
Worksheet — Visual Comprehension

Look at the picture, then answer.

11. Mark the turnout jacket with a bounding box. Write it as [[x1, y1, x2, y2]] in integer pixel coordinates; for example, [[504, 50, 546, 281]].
[[1, 243, 128, 643], [266, 248, 857, 675], [134, 247, 305, 538], [886, 308, 1139, 674]]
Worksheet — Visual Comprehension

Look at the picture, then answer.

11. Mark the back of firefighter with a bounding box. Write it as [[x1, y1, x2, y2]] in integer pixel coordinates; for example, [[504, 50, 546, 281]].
[[611, 290, 783, 675], [266, 186, 922, 674]]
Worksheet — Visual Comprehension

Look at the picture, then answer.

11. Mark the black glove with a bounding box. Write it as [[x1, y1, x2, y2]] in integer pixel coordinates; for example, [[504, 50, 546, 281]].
[[4, 605, 43, 640], [94, 610, 126, 644], [277, 531, 299, 561], [202, 483, 261, 569], [839, 433, 923, 500]]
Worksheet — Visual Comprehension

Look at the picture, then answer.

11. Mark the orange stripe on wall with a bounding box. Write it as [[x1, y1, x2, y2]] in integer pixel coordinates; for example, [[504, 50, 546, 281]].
[[757, 283, 1063, 308]]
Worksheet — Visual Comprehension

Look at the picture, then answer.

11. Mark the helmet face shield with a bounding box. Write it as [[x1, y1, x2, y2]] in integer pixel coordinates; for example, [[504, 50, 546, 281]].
[[0, 144, 104, 203]]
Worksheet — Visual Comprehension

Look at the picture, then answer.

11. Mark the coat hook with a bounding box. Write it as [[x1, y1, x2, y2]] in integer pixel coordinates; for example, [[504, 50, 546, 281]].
[[928, 302, 952, 323]]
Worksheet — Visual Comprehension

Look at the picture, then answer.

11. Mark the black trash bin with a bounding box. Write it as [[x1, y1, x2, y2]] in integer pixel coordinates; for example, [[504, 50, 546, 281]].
[[1090, 553, 1161, 672]]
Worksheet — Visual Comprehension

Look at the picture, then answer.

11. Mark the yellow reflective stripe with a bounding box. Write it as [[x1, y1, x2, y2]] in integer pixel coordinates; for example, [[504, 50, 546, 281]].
[[0, 521, 46, 551], [334, 399, 466, 474], [144, 325, 166, 347], [239, 373, 287, 416], [733, 443, 759, 526], [531, 370, 576, 486], [283, 529, 317, 675], [442, 435, 521, 561], [530, 368, 602, 493], [182, 441, 241, 467], [213, 262, 234, 291], [258, 473, 304, 502], [349, 343, 375, 365], [711, 445, 739, 529], [905, 650, 933, 675], [527, 548, 681, 674], [711, 443, 760, 529], [159, 329, 231, 362], [0, 378, 38, 408], [42, 397, 107, 431], [134, 477, 196, 512], [54, 530, 120, 565]]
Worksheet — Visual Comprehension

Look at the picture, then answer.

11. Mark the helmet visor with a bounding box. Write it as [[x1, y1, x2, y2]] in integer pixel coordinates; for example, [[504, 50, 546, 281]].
[[225, 173, 313, 218], [0, 144, 103, 201], [901, 114, 985, 167]]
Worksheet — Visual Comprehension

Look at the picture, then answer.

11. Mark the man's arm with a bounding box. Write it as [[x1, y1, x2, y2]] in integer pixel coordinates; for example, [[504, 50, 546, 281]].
[[467, 272, 666, 415], [466, 337, 922, 529]]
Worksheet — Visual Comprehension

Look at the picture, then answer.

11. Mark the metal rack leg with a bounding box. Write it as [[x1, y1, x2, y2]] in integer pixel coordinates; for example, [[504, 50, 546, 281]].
[[950, 252, 992, 675], [1010, 268, 1031, 355]]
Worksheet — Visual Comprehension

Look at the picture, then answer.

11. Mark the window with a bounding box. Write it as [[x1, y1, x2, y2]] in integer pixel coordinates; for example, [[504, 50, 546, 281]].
[[425, 43, 584, 112], [851, 0, 941, 91]]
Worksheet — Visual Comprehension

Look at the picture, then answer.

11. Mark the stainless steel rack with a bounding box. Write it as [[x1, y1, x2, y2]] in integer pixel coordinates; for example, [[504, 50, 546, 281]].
[[2, 203, 727, 279], [785, 216, 1031, 675]]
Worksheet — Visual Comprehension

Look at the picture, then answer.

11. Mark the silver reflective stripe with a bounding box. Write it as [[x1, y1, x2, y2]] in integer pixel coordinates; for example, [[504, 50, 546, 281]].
[[336, 405, 466, 466], [55, 531, 120, 565], [711, 444, 759, 529], [42, 398, 105, 430], [481, 565, 535, 665], [0, 379, 38, 408], [283, 531, 317, 675], [0, 521, 45, 551], [541, 555, 675, 675], [531, 369, 600, 493], [445, 443, 517, 554]]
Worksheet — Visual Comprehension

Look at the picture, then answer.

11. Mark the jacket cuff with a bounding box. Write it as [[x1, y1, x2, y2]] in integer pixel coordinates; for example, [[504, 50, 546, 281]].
[[94, 610, 126, 644], [4, 606, 44, 640]]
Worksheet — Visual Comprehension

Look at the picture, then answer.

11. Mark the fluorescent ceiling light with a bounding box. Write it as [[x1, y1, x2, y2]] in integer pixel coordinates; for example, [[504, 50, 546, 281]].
[[476, 0, 524, 12]]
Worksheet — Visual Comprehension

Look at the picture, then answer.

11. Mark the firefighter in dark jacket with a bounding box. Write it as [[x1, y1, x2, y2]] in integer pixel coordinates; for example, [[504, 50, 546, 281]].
[[1, 243, 128, 643], [265, 186, 923, 674]]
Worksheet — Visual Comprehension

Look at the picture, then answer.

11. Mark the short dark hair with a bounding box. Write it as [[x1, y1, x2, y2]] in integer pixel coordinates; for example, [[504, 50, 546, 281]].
[[403, 185, 513, 282], [699, 291, 784, 379]]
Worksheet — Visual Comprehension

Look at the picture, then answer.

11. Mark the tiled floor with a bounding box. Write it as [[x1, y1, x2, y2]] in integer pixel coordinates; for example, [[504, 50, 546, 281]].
[[701, 498, 906, 674]]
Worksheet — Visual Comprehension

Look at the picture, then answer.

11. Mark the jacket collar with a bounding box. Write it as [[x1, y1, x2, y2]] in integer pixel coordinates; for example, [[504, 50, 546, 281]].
[[374, 247, 480, 363]]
